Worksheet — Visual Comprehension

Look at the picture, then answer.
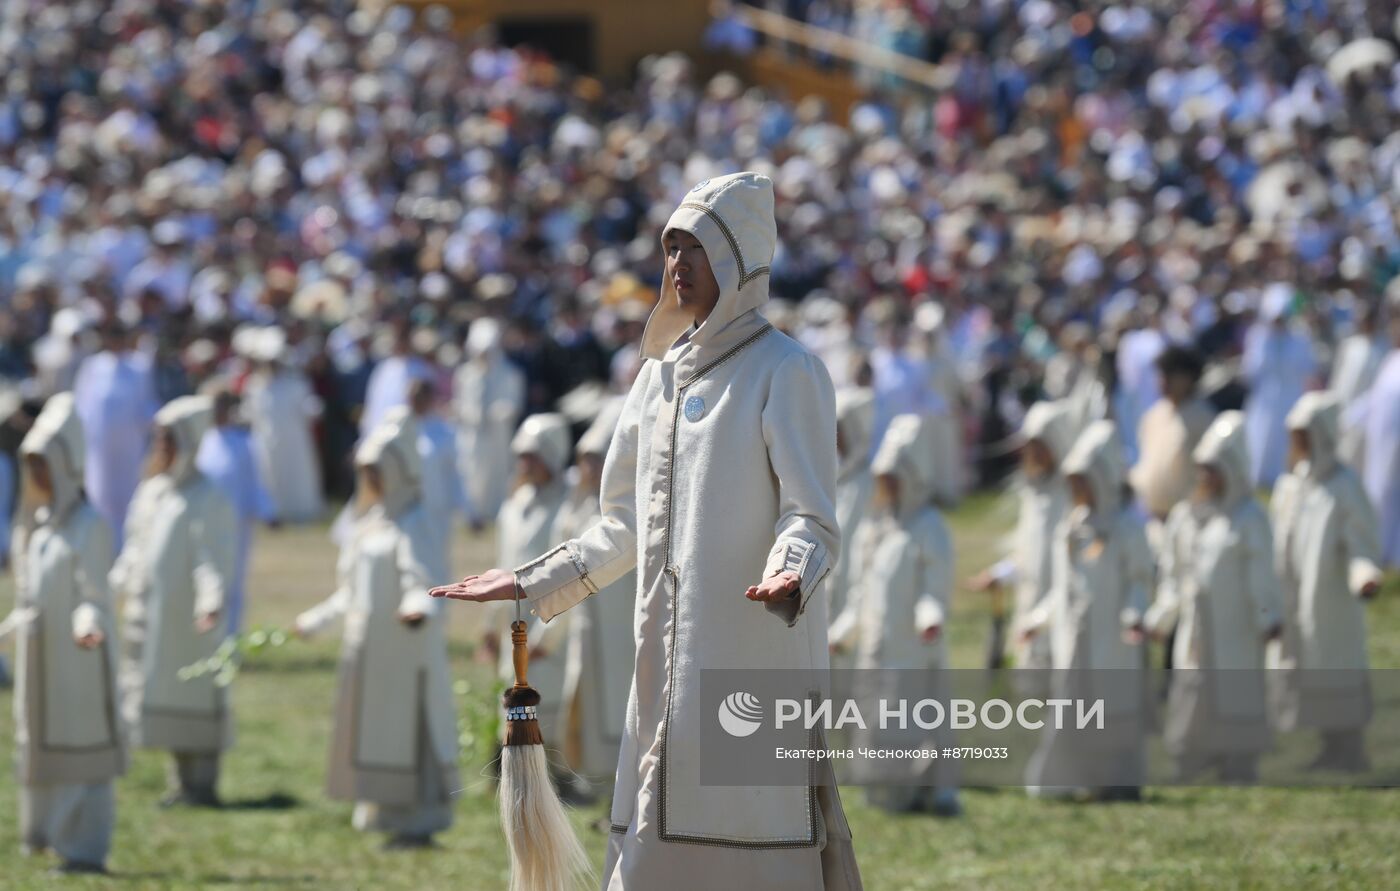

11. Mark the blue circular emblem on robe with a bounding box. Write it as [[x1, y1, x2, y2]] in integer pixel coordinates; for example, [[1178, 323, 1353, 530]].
[[684, 395, 705, 422]]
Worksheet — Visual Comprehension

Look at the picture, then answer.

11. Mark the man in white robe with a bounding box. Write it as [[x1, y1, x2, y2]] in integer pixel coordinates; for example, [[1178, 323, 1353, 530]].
[[196, 388, 277, 636], [1330, 304, 1388, 468], [1243, 287, 1318, 487], [72, 323, 158, 551], [1020, 421, 1152, 799], [828, 388, 876, 647], [361, 327, 431, 441], [110, 396, 238, 806], [406, 378, 475, 580], [1358, 317, 1400, 567], [295, 412, 458, 848], [1269, 392, 1384, 771], [1146, 412, 1282, 782], [492, 413, 573, 746], [10, 394, 125, 874], [829, 414, 960, 816], [972, 400, 1075, 676], [556, 398, 637, 793], [243, 330, 324, 523], [432, 172, 861, 890], [453, 318, 525, 522]]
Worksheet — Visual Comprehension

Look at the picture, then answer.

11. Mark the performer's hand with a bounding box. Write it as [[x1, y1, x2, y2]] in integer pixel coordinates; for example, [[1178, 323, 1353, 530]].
[[292, 624, 311, 641], [1123, 623, 1146, 646], [195, 612, 220, 634], [399, 611, 426, 628], [75, 630, 104, 650], [920, 625, 941, 644], [744, 570, 801, 604], [1359, 581, 1381, 601], [1263, 622, 1283, 643], [1017, 626, 1039, 644], [968, 571, 999, 592], [430, 568, 516, 602]]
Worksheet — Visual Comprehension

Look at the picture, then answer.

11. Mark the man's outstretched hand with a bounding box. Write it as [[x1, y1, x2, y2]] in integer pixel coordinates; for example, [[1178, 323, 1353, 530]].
[[429, 568, 517, 603], [745, 570, 801, 605]]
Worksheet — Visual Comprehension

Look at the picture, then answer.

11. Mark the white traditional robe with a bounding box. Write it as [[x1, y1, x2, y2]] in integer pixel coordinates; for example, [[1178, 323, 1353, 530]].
[[554, 478, 637, 782], [11, 394, 124, 867], [361, 355, 430, 441], [245, 368, 324, 523], [1268, 392, 1383, 732], [1330, 332, 1387, 468], [829, 415, 955, 809], [415, 414, 473, 576], [509, 174, 859, 890], [73, 349, 158, 550], [1004, 401, 1075, 673], [1359, 350, 1400, 567], [1115, 327, 1166, 463], [296, 414, 458, 836], [494, 414, 572, 742], [1022, 421, 1151, 792], [1243, 323, 1317, 487], [1146, 413, 1281, 769], [454, 325, 525, 522], [111, 397, 239, 756], [196, 425, 275, 635], [828, 389, 876, 639]]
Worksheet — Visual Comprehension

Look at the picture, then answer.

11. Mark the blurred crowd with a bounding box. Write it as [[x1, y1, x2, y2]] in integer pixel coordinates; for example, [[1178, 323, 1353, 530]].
[[0, 0, 1399, 525]]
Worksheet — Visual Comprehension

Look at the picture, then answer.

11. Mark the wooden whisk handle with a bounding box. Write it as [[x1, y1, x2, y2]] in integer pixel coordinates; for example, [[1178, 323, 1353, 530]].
[[510, 619, 529, 687]]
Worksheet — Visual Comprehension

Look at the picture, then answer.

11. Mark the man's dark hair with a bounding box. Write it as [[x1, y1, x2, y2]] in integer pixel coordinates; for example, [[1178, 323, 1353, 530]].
[[1155, 345, 1205, 382]]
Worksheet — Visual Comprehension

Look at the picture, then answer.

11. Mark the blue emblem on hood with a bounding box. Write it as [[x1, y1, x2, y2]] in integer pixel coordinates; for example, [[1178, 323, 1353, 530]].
[[684, 395, 705, 422]]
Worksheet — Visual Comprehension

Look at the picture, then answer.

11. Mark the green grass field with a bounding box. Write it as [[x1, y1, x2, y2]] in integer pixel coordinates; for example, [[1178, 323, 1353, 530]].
[[1, 492, 1398, 890]]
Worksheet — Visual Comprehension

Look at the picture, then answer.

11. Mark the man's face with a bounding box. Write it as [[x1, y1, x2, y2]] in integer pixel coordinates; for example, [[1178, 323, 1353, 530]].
[[1022, 439, 1054, 480], [1068, 473, 1094, 510], [663, 229, 720, 324], [24, 454, 51, 503]]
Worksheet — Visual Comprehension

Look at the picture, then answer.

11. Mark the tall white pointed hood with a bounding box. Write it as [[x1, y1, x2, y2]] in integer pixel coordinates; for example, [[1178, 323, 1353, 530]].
[[511, 412, 573, 478], [20, 392, 86, 523], [1285, 390, 1342, 481], [356, 406, 422, 517], [641, 171, 777, 360], [870, 413, 939, 520], [1062, 420, 1127, 523], [1192, 410, 1251, 510], [155, 395, 214, 484], [1020, 399, 1076, 469]]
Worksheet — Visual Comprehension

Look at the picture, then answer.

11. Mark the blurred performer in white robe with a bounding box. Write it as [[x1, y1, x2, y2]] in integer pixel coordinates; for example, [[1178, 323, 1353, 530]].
[[10, 395, 125, 874], [1021, 421, 1151, 799], [244, 330, 324, 523], [110, 396, 238, 806], [493, 413, 572, 742], [829, 415, 960, 816], [557, 398, 637, 792], [73, 323, 158, 551], [362, 325, 431, 441], [196, 387, 276, 636], [1358, 318, 1400, 567], [972, 401, 1075, 676], [1330, 304, 1387, 468], [1269, 392, 1384, 771], [828, 388, 876, 656], [295, 412, 458, 848], [453, 318, 526, 522], [406, 378, 475, 580], [1243, 287, 1318, 487], [1146, 412, 1282, 782]]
